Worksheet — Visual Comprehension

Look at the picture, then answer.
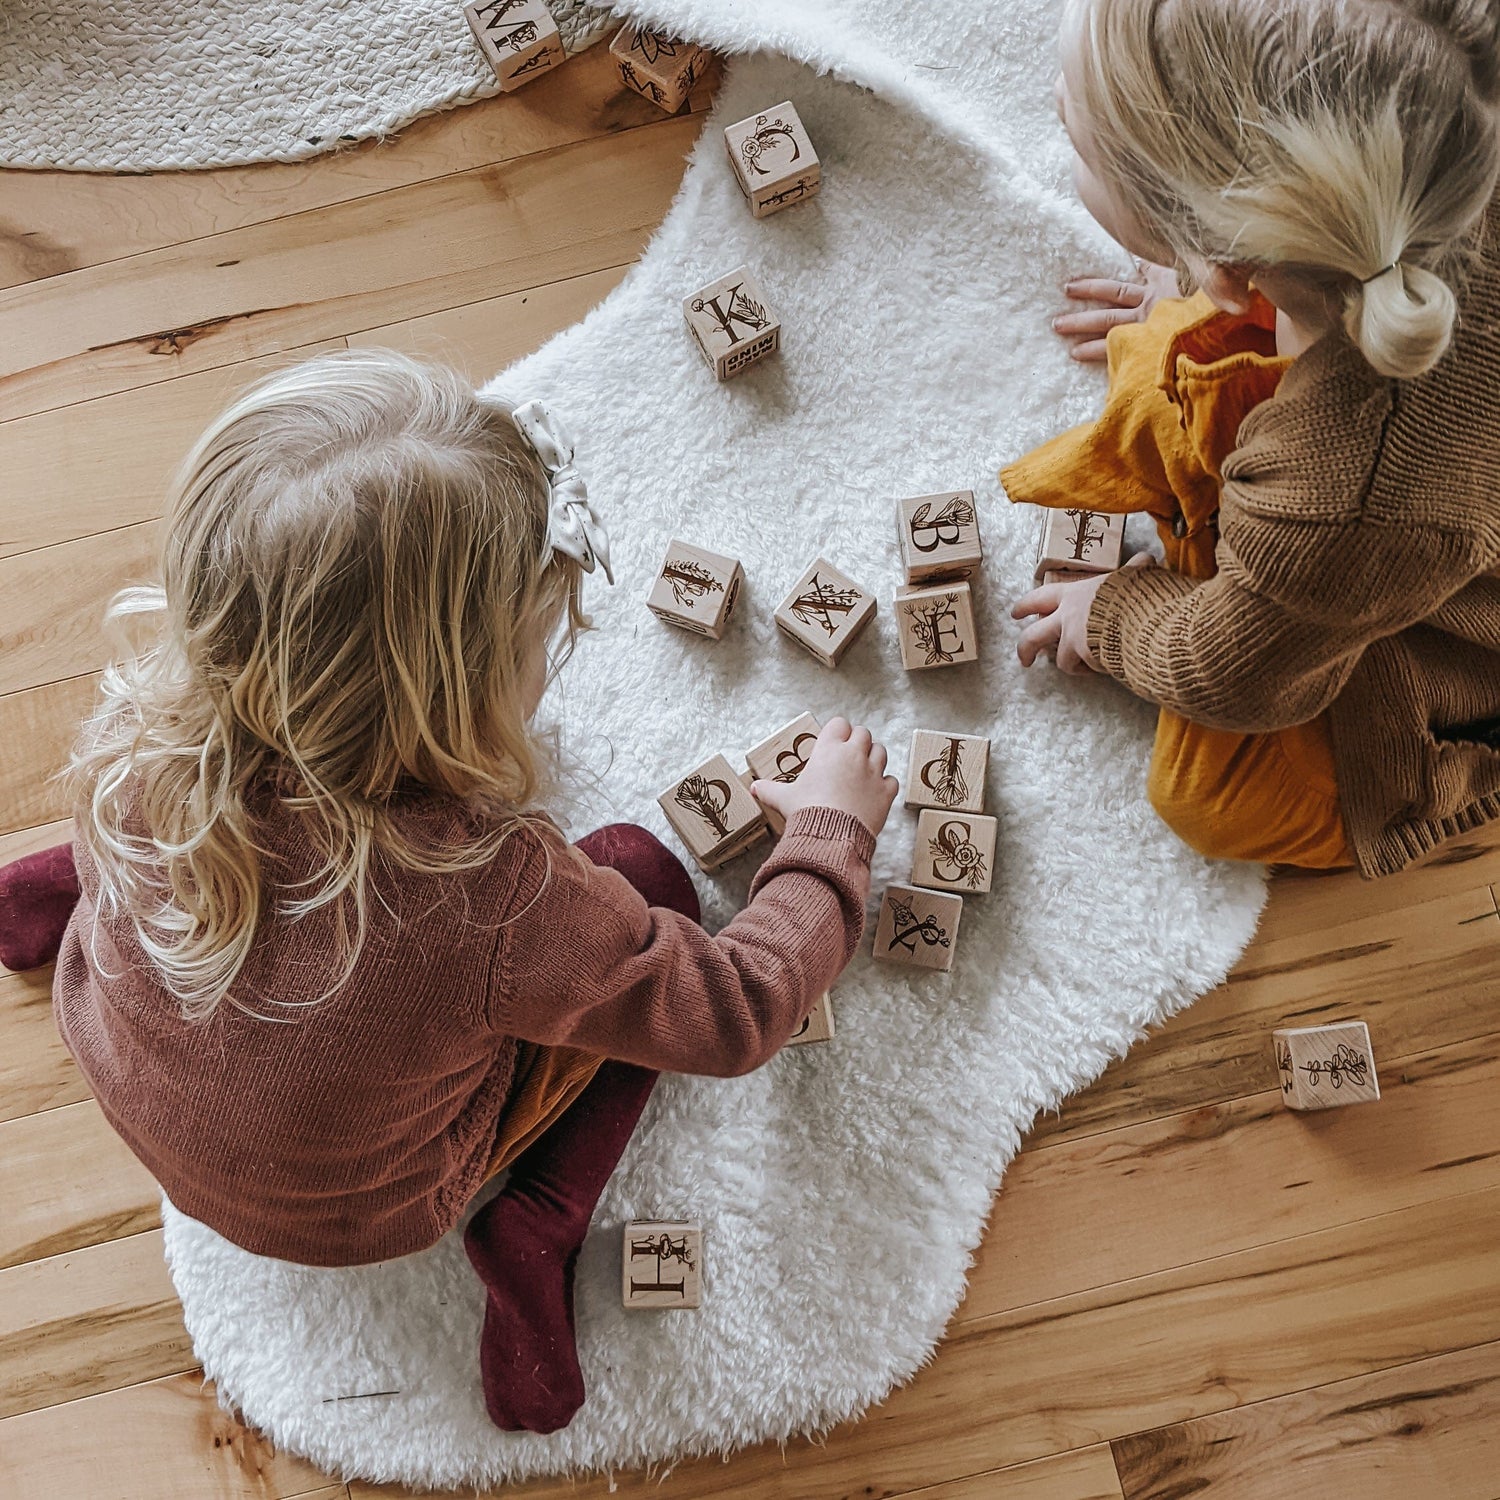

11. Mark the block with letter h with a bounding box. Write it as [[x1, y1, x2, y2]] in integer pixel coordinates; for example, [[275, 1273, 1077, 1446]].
[[622, 1221, 703, 1309]]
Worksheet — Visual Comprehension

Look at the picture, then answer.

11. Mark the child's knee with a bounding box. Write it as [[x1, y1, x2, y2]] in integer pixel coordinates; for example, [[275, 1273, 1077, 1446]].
[[575, 824, 701, 922]]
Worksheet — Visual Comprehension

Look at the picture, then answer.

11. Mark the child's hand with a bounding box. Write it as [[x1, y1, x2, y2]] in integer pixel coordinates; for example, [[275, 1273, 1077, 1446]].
[[1052, 261, 1179, 362], [753, 718, 899, 838], [1012, 556, 1154, 673]]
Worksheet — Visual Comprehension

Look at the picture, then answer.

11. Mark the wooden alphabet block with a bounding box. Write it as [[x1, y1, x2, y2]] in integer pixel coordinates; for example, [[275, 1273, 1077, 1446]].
[[464, 0, 564, 91], [905, 730, 988, 814], [896, 581, 979, 670], [646, 540, 744, 640], [658, 754, 768, 872], [744, 712, 822, 835], [872, 883, 963, 972], [896, 491, 982, 585], [623, 1221, 702, 1309], [911, 810, 997, 895], [786, 991, 836, 1046], [1273, 1021, 1381, 1111], [1034, 506, 1125, 583], [774, 559, 877, 667], [723, 100, 822, 218], [608, 22, 709, 113], [683, 266, 781, 380], [1041, 567, 1096, 587]]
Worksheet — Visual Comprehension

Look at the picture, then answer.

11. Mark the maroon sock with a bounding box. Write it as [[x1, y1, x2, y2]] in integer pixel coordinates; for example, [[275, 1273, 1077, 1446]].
[[464, 1059, 659, 1433], [463, 822, 697, 1434], [0, 844, 81, 971]]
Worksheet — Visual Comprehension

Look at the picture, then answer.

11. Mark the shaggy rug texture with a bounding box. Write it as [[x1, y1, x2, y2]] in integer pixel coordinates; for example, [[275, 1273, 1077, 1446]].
[[0, 0, 614, 171], [162, 0, 1269, 1487]]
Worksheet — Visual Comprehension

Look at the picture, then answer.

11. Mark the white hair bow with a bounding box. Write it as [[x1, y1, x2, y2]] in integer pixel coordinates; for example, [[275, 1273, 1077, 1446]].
[[509, 398, 613, 584]]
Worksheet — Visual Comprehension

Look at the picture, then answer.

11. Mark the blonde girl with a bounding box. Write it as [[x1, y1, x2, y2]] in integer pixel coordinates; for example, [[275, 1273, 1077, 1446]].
[[1009, 0, 1500, 876], [2, 350, 896, 1433]]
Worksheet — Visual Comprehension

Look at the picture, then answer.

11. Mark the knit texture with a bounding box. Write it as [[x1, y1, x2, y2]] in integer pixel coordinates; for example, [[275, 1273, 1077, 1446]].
[[53, 802, 872, 1266], [1086, 200, 1500, 876]]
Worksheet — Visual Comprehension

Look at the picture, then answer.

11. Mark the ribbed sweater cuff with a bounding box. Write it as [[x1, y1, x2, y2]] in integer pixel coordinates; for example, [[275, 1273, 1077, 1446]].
[[749, 806, 875, 902], [781, 805, 878, 860], [1086, 565, 1197, 685]]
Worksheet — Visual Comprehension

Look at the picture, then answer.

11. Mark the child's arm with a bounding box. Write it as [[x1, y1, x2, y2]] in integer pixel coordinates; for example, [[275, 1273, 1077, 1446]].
[[488, 722, 895, 1077]]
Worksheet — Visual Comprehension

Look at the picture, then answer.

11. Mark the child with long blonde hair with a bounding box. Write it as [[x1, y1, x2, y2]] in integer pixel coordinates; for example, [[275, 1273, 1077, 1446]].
[[0, 350, 896, 1433], [1009, 0, 1500, 875]]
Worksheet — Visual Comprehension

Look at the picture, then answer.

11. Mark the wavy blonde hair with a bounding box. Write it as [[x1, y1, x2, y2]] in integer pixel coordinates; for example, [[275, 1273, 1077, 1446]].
[[71, 349, 585, 1021], [1067, 0, 1500, 377]]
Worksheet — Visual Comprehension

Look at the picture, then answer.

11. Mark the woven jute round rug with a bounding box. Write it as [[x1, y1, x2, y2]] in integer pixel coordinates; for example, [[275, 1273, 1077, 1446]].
[[0, 0, 616, 172]]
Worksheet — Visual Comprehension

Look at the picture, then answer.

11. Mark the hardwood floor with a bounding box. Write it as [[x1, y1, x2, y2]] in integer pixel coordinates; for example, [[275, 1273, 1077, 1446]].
[[3, 46, 1498, 1500]]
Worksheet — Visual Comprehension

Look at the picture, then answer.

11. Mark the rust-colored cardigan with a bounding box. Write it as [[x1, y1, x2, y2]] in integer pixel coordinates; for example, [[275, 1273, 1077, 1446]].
[[53, 802, 873, 1266]]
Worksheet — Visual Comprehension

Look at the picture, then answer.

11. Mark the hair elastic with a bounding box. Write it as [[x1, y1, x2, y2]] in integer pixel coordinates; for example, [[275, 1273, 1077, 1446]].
[[1360, 262, 1402, 286]]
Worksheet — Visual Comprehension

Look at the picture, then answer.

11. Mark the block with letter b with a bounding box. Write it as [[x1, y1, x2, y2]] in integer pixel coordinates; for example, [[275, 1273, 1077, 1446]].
[[906, 730, 989, 814], [911, 810, 997, 895], [658, 754, 768, 872], [622, 1221, 703, 1309], [896, 581, 979, 670], [1034, 506, 1124, 583], [1273, 1021, 1381, 1111], [683, 266, 781, 380], [463, 0, 564, 90], [774, 558, 877, 667], [608, 22, 709, 113], [896, 491, 982, 585], [872, 883, 963, 972], [646, 540, 744, 640], [744, 712, 822, 835], [723, 100, 822, 218]]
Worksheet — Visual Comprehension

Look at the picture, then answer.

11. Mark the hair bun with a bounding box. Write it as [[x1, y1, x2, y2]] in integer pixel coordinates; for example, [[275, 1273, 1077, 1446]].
[[1345, 261, 1458, 378]]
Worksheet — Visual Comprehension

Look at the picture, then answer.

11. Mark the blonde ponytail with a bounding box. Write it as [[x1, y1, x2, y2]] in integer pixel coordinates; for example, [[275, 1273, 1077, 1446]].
[[1068, 0, 1500, 379]]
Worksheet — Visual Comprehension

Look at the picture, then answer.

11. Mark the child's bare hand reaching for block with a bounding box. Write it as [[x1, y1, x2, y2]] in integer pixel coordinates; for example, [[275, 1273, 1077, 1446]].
[[752, 717, 899, 837]]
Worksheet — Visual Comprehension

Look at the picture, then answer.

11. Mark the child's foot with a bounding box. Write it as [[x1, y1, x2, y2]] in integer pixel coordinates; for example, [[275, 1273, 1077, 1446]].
[[463, 1196, 587, 1434]]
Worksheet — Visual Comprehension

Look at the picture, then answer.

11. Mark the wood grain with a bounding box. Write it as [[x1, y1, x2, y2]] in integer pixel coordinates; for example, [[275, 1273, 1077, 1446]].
[[0, 1229, 191, 1419], [0, 47, 712, 292], [0, 1099, 161, 1269], [0, 117, 701, 422], [0, 818, 72, 865], [901, 1448, 1125, 1500], [968, 1030, 1500, 1320], [0, 964, 86, 1121], [0, 1371, 333, 1500], [1030, 881, 1500, 1147], [1112, 1341, 1500, 1500], [0, 673, 100, 835]]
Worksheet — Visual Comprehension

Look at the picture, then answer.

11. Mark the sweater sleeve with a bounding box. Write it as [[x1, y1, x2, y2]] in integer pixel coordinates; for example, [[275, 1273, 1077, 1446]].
[[486, 807, 875, 1077]]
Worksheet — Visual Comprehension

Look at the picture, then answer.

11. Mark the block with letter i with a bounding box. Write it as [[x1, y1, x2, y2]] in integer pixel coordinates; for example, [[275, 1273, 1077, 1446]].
[[873, 884, 963, 972], [1274, 1021, 1381, 1111], [896, 581, 979, 670], [744, 712, 822, 835], [723, 100, 822, 217], [623, 1221, 703, 1309], [912, 810, 997, 895], [608, 23, 710, 113], [1034, 506, 1125, 583], [774, 558, 877, 667], [647, 540, 744, 640], [896, 491, 982, 584], [786, 992, 835, 1046], [906, 730, 989, 814], [658, 754, 767, 872], [683, 266, 781, 380], [463, 0, 564, 91]]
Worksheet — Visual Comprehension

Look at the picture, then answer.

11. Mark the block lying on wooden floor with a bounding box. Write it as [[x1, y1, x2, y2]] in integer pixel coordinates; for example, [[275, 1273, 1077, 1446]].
[[623, 1222, 703, 1309], [896, 581, 979, 670], [744, 712, 822, 834], [906, 730, 989, 814], [647, 539, 744, 639], [1033, 506, 1124, 583], [911, 810, 997, 894], [786, 991, 836, 1046], [683, 265, 781, 380], [896, 490, 981, 584], [723, 99, 822, 217], [658, 754, 768, 872], [872, 883, 963, 972], [774, 559, 877, 667], [608, 22, 709, 113], [1273, 1021, 1381, 1110], [463, 0, 564, 90]]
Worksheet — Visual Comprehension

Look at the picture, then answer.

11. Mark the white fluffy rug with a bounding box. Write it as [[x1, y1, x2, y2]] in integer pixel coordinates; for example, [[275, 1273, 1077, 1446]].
[[0, 0, 614, 171], [162, 0, 1269, 1487]]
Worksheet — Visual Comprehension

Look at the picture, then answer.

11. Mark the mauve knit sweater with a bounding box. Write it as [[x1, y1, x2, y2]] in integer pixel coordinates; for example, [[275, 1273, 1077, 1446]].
[[53, 803, 874, 1266], [1085, 197, 1500, 877]]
